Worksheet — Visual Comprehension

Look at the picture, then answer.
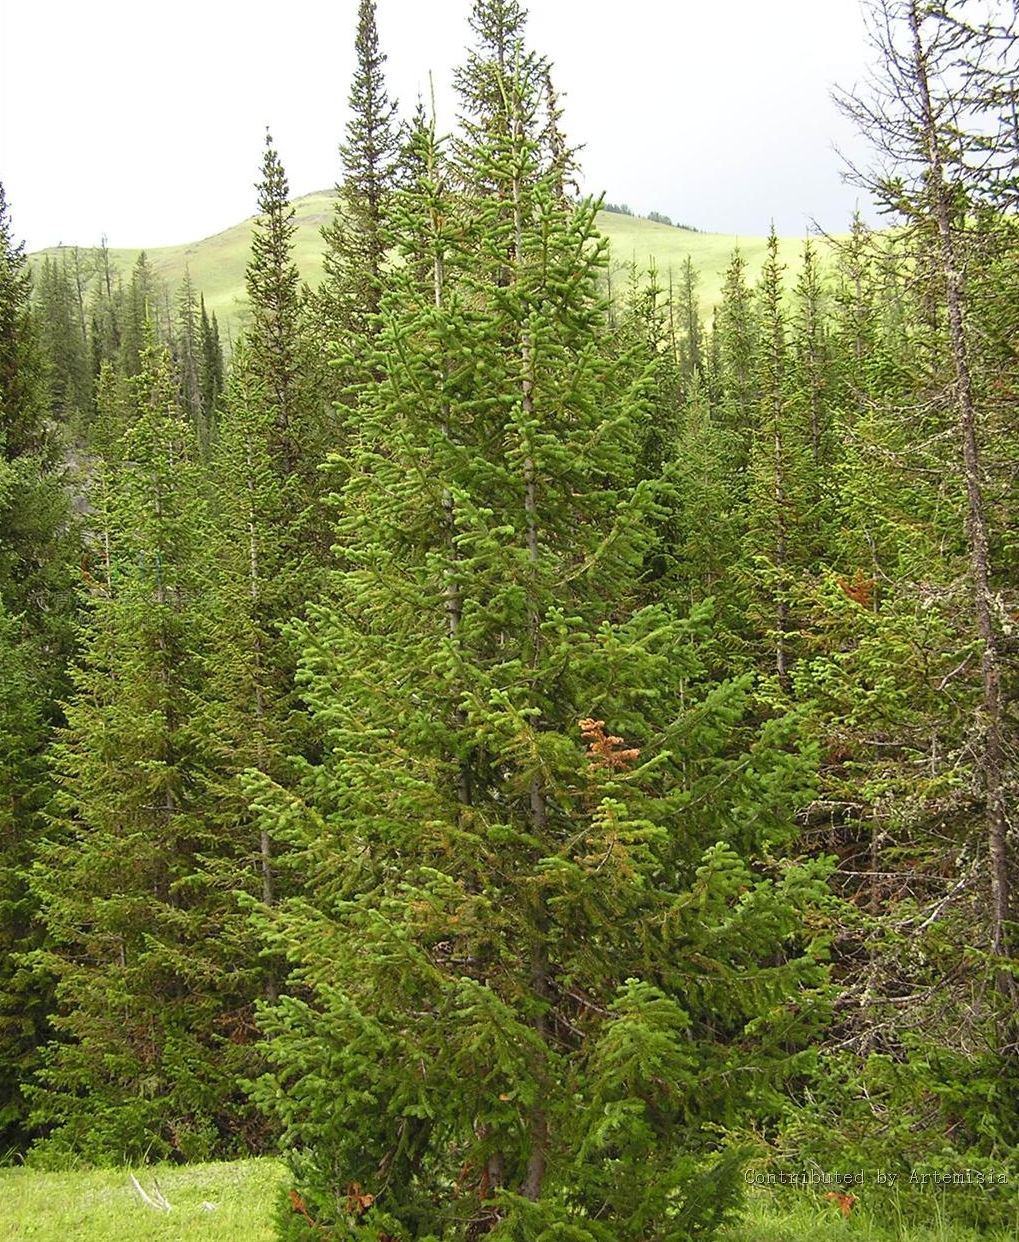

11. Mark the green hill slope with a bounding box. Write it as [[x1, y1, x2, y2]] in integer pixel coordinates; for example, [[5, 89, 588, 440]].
[[596, 211, 820, 311], [29, 190, 831, 341]]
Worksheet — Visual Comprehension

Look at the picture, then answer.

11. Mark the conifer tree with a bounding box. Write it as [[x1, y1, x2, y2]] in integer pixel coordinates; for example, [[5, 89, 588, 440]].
[[676, 254, 704, 384], [198, 295, 224, 432], [173, 269, 206, 452], [30, 341, 263, 1161], [838, 0, 1016, 1025], [234, 130, 332, 615], [199, 139, 343, 1018], [245, 131, 311, 478], [0, 184, 78, 1150], [318, 0, 401, 348], [741, 230, 819, 684], [253, 9, 831, 1239], [670, 379, 740, 612], [119, 252, 160, 375], [204, 350, 314, 1000], [35, 253, 93, 427], [790, 240, 834, 479], [775, 6, 1019, 1187], [85, 239, 125, 379], [710, 247, 759, 480], [0, 602, 54, 1149]]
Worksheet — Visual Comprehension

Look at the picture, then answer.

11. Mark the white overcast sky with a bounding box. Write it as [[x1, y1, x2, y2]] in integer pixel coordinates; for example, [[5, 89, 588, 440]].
[[0, 0, 877, 252]]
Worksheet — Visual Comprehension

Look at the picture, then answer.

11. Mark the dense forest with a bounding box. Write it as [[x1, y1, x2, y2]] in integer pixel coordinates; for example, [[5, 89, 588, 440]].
[[1, 0, 1016, 1239]]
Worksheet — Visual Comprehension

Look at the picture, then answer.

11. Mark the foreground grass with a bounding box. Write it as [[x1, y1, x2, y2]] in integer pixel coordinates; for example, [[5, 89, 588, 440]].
[[0, 1158, 285, 1242], [721, 1189, 1018, 1242], [2, 1159, 1012, 1241]]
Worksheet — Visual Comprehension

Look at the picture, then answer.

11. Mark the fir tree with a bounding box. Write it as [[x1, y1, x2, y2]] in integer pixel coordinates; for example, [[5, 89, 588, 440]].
[[198, 295, 224, 434], [710, 246, 759, 480], [31, 342, 264, 1162], [741, 230, 818, 684], [318, 0, 401, 348], [119, 252, 160, 376], [252, 10, 831, 1239], [0, 185, 78, 1150], [838, 0, 1016, 1027], [245, 130, 309, 477], [173, 269, 206, 452], [204, 349, 315, 1001], [34, 252, 93, 427], [676, 255, 703, 384]]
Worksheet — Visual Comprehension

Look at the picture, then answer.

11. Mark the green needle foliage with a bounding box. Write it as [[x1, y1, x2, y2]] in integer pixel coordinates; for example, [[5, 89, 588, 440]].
[[245, 132, 318, 482], [0, 3, 1012, 1230], [29, 344, 264, 1164], [318, 0, 401, 348], [251, 6, 832, 1240], [0, 183, 78, 1152]]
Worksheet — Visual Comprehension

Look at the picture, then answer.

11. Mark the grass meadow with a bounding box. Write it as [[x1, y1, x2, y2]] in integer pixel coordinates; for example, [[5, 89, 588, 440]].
[[1, 1158, 1014, 1242], [0, 1158, 282, 1242]]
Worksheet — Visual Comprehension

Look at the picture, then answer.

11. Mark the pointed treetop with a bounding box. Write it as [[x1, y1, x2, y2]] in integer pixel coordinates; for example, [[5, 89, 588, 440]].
[[341, 0, 400, 197], [318, 0, 402, 345], [456, 0, 542, 118], [467, 0, 529, 61], [256, 129, 291, 216], [0, 180, 31, 321], [453, 0, 581, 198], [247, 129, 299, 315]]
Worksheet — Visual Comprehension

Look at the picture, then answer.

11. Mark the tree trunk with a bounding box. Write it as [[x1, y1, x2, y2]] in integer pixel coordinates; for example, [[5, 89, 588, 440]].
[[907, 0, 1012, 1014]]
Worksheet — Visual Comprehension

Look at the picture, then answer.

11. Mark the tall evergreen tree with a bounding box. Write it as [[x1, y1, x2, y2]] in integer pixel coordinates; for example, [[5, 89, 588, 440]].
[[838, 0, 1016, 1027], [741, 230, 818, 684], [30, 342, 263, 1162], [675, 255, 704, 385], [204, 350, 313, 1002], [252, 10, 830, 1239], [35, 253, 93, 427], [0, 184, 78, 1150], [119, 252, 160, 376], [237, 131, 329, 620], [710, 247, 759, 485], [173, 269, 206, 453], [245, 131, 311, 479], [86, 239, 124, 379], [318, 0, 401, 349], [198, 294, 224, 434]]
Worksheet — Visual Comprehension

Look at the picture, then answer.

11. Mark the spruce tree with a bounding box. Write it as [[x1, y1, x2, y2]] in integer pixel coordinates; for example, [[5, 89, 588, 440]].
[[318, 0, 401, 348], [0, 184, 78, 1151], [777, 8, 1019, 1186], [741, 230, 818, 684], [710, 246, 759, 481], [252, 9, 831, 1239], [838, 0, 1016, 1028], [119, 252, 160, 376], [30, 342, 264, 1162], [670, 378, 740, 612], [34, 252, 93, 428], [245, 131, 311, 478], [204, 350, 314, 1001], [173, 269, 207, 453], [85, 239, 125, 379], [198, 294, 224, 433], [676, 255, 704, 384]]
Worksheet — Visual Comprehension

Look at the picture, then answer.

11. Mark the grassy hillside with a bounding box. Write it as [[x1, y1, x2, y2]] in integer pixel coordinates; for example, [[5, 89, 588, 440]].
[[0, 1158, 1012, 1242], [595, 209, 818, 312], [28, 191, 831, 342]]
